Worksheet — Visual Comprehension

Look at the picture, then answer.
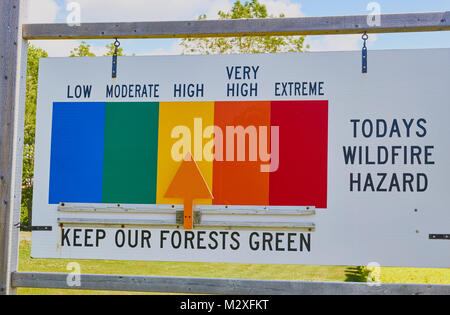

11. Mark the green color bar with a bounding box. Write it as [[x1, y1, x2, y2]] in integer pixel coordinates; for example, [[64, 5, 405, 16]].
[[103, 102, 159, 204]]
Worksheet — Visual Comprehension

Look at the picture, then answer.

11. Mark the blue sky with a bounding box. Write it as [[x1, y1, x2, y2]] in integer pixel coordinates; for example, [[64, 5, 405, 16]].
[[26, 0, 450, 56]]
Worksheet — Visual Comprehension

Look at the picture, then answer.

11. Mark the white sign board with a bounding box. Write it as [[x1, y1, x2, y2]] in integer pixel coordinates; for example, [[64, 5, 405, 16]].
[[32, 49, 450, 267]]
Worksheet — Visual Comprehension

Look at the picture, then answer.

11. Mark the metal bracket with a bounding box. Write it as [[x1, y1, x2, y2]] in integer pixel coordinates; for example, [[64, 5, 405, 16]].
[[176, 210, 201, 225], [361, 32, 368, 73], [111, 38, 120, 78], [30, 226, 52, 231], [14, 223, 52, 231], [429, 234, 450, 240], [112, 55, 117, 78]]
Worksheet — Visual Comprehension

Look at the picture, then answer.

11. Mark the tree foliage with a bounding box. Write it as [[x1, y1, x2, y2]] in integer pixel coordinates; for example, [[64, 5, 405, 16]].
[[70, 41, 127, 57], [69, 41, 96, 57], [22, 45, 48, 226], [181, 0, 308, 55]]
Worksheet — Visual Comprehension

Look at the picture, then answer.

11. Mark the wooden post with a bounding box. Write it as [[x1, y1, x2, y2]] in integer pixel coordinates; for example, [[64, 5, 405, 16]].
[[0, 0, 24, 295]]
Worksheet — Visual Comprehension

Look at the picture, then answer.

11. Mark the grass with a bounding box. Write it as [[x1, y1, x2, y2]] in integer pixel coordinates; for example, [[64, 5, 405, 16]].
[[17, 232, 450, 295]]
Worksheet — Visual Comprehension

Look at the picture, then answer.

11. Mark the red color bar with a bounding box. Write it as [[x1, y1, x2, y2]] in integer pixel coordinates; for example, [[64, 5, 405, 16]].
[[270, 101, 328, 208]]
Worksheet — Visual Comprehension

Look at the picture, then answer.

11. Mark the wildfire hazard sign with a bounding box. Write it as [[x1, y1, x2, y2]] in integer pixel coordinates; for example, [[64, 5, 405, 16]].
[[32, 49, 450, 267]]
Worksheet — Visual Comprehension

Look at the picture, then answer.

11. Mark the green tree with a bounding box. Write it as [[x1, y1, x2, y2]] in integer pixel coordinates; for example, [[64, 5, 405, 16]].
[[21, 45, 48, 227], [181, 0, 308, 54], [69, 41, 96, 57]]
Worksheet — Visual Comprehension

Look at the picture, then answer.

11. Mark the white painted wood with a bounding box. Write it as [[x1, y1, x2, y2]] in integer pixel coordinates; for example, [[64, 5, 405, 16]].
[[194, 221, 315, 231], [57, 217, 315, 231], [22, 12, 450, 40], [11, 272, 450, 295]]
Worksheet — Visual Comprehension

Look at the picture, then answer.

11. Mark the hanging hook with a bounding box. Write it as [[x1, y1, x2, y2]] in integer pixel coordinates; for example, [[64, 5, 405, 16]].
[[112, 38, 120, 78], [362, 32, 368, 74], [113, 38, 121, 51]]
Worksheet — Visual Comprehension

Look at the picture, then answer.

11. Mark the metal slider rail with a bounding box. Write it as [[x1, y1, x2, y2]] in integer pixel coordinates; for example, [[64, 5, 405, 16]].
[[57, 203, 317, 231]]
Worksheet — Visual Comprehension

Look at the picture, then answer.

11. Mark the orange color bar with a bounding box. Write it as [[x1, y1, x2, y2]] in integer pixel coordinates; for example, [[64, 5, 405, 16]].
[[213, 101, 271, 205]]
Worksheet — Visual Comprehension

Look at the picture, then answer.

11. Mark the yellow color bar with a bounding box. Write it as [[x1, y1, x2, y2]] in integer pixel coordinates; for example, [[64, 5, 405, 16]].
[[156, 102, 214, 205]]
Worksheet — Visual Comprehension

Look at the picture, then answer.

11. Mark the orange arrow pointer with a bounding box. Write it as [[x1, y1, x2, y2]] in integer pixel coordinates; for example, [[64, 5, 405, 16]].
[[165, 153, 213, 230]]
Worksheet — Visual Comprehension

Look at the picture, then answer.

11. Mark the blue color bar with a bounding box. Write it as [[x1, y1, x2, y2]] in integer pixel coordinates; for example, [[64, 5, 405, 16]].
[[49, 102, 105, 204]]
